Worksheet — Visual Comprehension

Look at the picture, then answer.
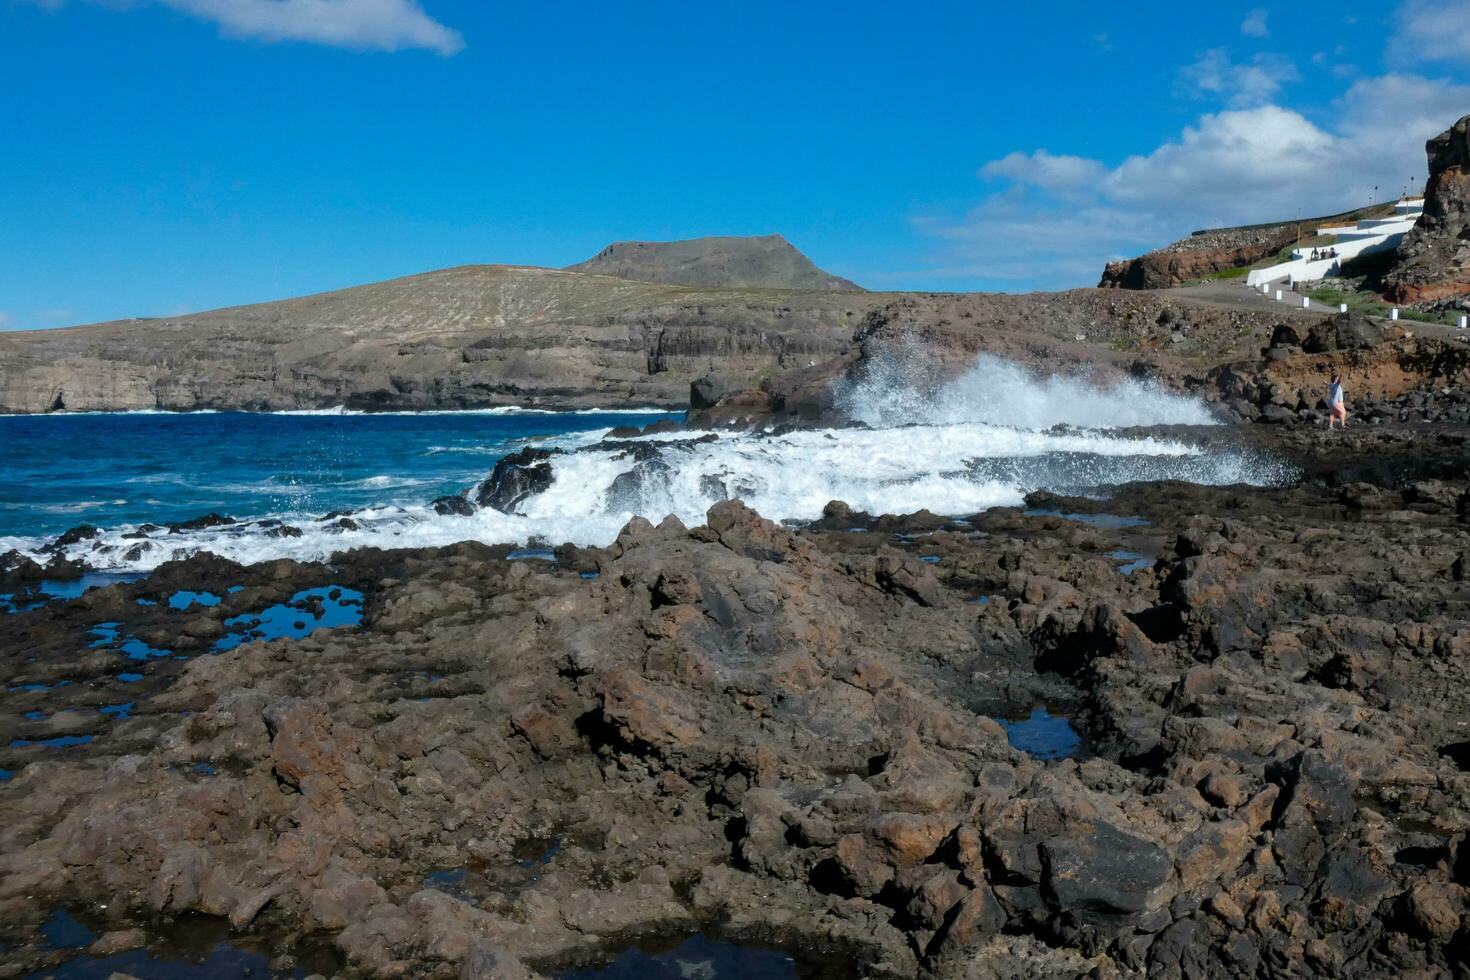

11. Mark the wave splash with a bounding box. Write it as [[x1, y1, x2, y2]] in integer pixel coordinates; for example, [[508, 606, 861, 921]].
[[10, 354, 1293, 572], [838, 344, 1217, 430]]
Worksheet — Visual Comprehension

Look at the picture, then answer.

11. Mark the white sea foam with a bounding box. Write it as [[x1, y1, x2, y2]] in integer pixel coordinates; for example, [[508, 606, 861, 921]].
[[838, 347, 1217, 429], [346, 475, 431, 490], [11, 354, 1294, 572]]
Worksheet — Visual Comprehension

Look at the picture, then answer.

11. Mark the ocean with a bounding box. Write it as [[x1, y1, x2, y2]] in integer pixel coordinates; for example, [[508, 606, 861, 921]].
[[1, 356, 1296, 572], [0, 407, 677, 546]]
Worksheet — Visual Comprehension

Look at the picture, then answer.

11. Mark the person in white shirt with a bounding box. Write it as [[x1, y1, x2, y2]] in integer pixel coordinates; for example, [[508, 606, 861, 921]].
[[1327, 372, 1348, 429]]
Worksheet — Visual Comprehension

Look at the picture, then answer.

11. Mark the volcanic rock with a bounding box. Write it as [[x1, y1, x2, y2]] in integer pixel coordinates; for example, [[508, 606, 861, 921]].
[[431, 495, 475, 517], [473, 447, 561, 513], [3, 396, 1470, 980], [1387, 114, 1470, 305], [689, 371, 727, 411], [566, 234, 862, 292], [1301, 313, 1385, 354]]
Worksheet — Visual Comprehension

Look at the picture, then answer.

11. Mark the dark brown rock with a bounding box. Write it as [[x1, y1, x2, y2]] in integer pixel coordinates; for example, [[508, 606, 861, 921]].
[[1388, 114, 1470, 305], [474, 447, 561, 512]]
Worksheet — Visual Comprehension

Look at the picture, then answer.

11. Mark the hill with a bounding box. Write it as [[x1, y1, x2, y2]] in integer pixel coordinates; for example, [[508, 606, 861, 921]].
[[0, 264, 872, 413], [1099, 204, 1397, 290], [0, 254, 1315, 414], [565, 234, 863, 291]]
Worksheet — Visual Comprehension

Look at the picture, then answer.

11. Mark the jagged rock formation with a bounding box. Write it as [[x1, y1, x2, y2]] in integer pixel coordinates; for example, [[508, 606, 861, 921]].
[[3, 445, 1470, 977], [566, 234, 862, 292], [1100, 229, 1297, 290], [1387, 114, 1470, 305]]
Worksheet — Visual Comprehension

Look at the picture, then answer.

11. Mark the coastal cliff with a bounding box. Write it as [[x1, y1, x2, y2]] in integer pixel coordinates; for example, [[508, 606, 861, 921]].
[[0, 260, 1317, 415], [1387, 114, 1470, 306], [0, 264, 864, 414]]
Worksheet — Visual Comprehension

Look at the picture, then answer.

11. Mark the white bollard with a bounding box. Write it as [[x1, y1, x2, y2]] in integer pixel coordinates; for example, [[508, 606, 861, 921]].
[[1460, 315, 1468, 329], [1275, 290, 1283, 302], [1390, 308, 1400, 321], [1260, 283, 1270, 294], [1302, 297, 1311, 309], [1339, 304, 1348, 313]]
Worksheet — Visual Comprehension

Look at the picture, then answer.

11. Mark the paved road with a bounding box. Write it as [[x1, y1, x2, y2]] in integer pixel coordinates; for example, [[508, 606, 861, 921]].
[[1161, 281, 1469, 344]]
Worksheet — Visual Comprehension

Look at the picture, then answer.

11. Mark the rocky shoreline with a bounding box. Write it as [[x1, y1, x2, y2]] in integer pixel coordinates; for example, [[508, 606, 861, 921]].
[[1, 419, 1468, 979]]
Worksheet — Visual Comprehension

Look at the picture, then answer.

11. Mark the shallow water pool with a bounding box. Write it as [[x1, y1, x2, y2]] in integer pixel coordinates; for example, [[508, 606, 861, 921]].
[[997, 707, 1083, 760], [212, 586, 364, 652], [556, 933, 854, 980]]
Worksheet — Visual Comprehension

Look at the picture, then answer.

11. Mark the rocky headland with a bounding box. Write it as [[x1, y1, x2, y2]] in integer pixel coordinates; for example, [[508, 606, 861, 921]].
[[1105, 112, 1470, 329], [1387, 115, 1470, 308], [1098, 206, 1394, 292], [5, 301, 1470, 978]]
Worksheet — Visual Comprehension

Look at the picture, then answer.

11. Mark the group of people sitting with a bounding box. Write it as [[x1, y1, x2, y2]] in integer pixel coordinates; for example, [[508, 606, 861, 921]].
[[1309, 247, 1340, 261]]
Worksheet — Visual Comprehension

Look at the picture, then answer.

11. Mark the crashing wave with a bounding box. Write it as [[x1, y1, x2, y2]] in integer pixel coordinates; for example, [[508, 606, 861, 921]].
[[8, 354, 1293, 572]]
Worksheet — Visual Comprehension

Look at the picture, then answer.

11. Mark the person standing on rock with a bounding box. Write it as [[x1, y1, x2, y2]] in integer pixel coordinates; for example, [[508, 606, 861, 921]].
[[1327, 372, 1348, 429]]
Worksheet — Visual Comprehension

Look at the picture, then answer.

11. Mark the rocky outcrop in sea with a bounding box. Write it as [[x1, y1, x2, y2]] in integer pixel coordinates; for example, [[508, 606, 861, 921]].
[[1388, 114, 1470, 307]]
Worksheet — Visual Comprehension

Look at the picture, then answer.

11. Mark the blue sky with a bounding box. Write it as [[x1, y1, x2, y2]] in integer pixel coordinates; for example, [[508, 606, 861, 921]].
[[1, 0, 1468, 329]]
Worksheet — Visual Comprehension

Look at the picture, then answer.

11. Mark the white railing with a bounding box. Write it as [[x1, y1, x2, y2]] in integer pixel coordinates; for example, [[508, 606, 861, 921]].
[[1245, 228, 1414, 287]]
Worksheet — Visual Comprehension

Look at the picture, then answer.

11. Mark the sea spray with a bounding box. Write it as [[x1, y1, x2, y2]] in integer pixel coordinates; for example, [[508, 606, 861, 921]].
[[837, 343, 1218, 430], [5, 354, 1292, 572]]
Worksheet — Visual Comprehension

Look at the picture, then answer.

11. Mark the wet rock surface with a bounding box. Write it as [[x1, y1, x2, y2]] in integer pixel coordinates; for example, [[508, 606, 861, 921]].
[[474, 447, 563, 513], [1, 429, 1468, 978]]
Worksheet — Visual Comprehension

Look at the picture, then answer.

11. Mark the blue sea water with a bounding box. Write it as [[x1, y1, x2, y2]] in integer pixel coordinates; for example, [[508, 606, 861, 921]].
[[1, 369, 1291, 574], [27, 907, 325, 979], [0, 410, 678, 542]]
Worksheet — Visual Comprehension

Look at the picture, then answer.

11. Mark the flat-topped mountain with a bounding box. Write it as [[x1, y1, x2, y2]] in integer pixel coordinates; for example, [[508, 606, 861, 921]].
[[0, 263, 873, 414], [0, 251, 1316, 415], [566, 234, 863, 292]]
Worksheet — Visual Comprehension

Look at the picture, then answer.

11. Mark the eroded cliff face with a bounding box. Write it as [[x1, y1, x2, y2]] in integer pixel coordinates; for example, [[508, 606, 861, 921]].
[[0, 266, 868, 414], [1100, 238, 1291, 291], [1096, 206, 1394, 291], [0, 266, 1313, 415], [1388, 114, 1470, 306]]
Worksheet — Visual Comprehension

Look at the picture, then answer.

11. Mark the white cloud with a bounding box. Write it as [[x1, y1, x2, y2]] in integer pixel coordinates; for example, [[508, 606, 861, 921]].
[[980, 150, 1107, 196], [914, 74, 1470, 290], [1102, 106, 1337, 218], [161, 0, 463, 54], [20, 0, 464, 54], [1391, 0, 1470, 62], [1241, 8, 1270, 37], [1335, 72, 1470, 197], [1175, 48, 1299, 107]]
